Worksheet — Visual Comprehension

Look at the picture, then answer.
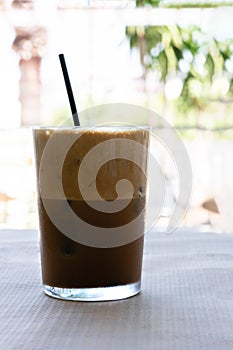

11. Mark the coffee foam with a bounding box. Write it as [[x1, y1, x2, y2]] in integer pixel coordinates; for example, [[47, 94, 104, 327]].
[[34, 128, 149, 201]]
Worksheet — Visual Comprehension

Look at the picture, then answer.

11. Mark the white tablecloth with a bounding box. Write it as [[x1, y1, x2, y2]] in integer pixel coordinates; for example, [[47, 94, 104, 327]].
[[1, 227, 233, 350]]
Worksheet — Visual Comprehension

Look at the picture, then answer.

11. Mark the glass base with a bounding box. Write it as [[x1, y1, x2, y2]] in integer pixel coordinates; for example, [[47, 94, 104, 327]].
[[43, 281, 141, 301]]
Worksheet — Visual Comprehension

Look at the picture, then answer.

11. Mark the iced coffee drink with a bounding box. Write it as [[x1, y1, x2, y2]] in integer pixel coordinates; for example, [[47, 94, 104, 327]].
[[33, 126, 150, 301]]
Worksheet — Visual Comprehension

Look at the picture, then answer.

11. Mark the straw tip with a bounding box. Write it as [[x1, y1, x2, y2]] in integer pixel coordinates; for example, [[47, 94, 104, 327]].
[[58, 53, 64, 61]]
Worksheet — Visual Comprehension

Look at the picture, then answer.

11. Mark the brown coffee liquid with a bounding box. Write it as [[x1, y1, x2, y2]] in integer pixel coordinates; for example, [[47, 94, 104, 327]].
[[34, 127, 149, 288], [38, 198, 145, 288]]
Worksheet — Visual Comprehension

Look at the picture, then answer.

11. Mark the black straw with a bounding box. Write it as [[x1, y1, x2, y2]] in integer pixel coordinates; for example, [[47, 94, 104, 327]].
[[58, 53, 80, 126]]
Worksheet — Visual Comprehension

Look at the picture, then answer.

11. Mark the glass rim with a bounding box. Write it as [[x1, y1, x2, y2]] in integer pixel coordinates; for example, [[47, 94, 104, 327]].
[[32, 124, 151, 131]]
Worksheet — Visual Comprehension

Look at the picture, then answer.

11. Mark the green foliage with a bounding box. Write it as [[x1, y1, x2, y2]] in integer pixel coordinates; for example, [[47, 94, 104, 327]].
[[136, 0, 159, 6], [126, 24, 233, 116], [136, 0, 233, 7]]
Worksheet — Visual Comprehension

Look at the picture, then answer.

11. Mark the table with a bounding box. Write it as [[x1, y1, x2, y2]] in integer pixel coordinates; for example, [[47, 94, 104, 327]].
[[1, 227, 233, 350]]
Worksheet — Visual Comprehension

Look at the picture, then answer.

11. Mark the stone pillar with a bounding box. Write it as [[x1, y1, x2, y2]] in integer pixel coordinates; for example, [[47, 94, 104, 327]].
[[12, 26, 46, 126], [12, 0, 34, 9], [0, 1, 5, 10]]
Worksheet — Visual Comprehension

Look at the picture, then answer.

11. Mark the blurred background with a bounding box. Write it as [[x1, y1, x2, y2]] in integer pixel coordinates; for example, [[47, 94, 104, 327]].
[[0, 0, 233, 232]]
